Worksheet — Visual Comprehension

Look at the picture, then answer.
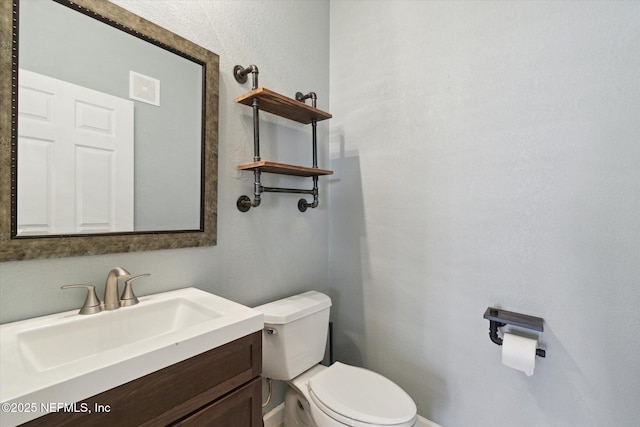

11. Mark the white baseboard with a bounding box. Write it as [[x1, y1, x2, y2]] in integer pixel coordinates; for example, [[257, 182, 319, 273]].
[[263, 402, 285, 427], [418, 414, 443, 427]]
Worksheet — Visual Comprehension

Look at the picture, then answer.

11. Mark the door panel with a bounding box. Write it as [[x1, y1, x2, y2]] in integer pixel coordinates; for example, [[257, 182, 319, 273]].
[[17, 69, 134, 234]]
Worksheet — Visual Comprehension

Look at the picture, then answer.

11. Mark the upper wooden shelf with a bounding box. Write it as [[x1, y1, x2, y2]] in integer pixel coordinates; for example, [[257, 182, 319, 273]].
[[237, 160, 333, 177], [235, 87, 332, 124]]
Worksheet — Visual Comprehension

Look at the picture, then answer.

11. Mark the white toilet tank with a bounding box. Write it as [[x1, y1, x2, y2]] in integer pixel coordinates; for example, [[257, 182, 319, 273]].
[[254, 291, 331, 381]]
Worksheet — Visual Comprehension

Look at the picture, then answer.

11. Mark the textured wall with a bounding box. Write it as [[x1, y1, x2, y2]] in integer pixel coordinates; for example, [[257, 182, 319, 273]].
[[328, 1, 640, 426], [5, 1, 640, 425]]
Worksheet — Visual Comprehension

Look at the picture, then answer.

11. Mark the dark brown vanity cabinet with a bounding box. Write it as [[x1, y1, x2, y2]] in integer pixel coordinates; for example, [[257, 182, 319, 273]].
[[22, 332, 262, 427]]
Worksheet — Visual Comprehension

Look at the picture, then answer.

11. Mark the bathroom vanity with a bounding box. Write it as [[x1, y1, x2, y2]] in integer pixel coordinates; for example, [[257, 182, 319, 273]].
[[0, 288, 264, 426], [21, 331, 262, 426]]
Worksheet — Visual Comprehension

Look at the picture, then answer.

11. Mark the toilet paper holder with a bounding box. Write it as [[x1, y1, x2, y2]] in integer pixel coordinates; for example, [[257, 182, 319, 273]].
[[483, 307, 546, 358]]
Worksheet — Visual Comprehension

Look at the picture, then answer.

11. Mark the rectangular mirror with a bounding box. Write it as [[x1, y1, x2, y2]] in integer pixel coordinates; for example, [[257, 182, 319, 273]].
[[0, 0, 219, 261]]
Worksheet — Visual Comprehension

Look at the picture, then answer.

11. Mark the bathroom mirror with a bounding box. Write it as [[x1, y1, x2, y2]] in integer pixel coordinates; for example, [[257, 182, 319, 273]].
[[0, 0, 219, 261]]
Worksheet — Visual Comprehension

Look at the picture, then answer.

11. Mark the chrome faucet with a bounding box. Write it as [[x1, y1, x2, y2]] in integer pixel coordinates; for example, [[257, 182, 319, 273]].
[[103, 267, 131, 311]]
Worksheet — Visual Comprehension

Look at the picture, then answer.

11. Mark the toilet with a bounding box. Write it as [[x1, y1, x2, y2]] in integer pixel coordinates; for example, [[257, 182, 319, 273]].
[[254, 291, 418, 427]]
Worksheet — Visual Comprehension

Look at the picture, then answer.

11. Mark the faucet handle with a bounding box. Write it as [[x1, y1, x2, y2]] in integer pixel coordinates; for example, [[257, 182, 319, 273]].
[[120, 274, 151, 307], [61, 285, 103, 315]]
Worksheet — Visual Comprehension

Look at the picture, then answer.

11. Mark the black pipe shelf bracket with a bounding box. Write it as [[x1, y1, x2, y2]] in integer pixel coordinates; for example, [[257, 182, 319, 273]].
[[233, 64, 333, 212], [483, 307, 546, 358]]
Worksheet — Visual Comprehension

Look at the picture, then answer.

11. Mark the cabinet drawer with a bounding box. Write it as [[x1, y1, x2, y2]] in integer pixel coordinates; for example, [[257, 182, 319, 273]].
[[23, 331, 261, 427], [171, 377, 261, 427]]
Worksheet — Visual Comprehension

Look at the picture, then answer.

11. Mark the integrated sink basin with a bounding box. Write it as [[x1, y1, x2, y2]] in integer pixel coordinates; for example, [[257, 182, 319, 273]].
[[0, 288, 263, 426], [18, 296, 222, 372]]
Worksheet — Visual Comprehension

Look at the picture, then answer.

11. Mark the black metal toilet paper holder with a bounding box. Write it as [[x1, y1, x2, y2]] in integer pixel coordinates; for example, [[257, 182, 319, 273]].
[[483, 307, 546, 358]]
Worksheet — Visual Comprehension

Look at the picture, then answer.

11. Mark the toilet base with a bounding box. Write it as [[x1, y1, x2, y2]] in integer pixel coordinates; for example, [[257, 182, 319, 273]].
[[284, 387, 314, 427]]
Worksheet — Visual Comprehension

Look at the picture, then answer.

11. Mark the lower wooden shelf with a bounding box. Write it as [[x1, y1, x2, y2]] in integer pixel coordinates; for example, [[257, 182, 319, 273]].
[[237, 160, 333, 177]]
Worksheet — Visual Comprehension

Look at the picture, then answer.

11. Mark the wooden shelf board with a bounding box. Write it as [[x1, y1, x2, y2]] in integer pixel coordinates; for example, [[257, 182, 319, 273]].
[[237, 160, 333, 177], [235, 87, 332, 124]]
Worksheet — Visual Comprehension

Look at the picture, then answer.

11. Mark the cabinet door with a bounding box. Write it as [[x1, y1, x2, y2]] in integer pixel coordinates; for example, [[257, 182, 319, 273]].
[[22, 332, 261, 427], [172, 377, 261, 427]]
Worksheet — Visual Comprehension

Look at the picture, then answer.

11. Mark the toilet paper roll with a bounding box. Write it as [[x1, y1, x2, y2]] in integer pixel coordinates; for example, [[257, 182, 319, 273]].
[[501, 332, 537, 376]]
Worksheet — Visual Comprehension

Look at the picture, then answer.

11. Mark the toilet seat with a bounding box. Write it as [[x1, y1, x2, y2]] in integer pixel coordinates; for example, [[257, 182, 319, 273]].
[[307, 362, 417, 427]]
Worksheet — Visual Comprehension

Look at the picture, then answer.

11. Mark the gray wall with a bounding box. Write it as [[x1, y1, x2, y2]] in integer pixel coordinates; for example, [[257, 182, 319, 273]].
[[328, 1, 640, 426], [3, 1, 640, 426]]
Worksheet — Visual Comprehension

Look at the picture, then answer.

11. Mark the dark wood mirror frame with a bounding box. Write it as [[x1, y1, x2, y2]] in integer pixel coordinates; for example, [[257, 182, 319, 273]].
[[0, 0, 218, 261]]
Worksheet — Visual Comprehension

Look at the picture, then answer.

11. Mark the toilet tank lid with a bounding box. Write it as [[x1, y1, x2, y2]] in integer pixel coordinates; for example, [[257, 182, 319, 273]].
[[253, 291, 331, 325]]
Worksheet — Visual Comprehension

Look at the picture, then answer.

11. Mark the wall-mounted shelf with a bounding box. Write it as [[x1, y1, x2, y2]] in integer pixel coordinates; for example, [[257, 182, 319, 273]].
[[233, 64, 332, 212], [237, 160, 333, 177], [235, 87, 332, 124]]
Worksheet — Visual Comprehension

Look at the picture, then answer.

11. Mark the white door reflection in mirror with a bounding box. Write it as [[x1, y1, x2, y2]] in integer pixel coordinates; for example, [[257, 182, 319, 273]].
[[17, 70, 134, 235]]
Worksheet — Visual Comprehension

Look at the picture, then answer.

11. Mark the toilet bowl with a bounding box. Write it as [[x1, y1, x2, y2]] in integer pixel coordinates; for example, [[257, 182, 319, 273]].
[[285, 363, 418, 427], [254, 291, 418, 427]]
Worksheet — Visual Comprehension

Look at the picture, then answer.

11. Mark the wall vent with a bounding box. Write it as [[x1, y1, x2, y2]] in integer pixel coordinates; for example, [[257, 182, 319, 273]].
[[129, 71, 160, 106]]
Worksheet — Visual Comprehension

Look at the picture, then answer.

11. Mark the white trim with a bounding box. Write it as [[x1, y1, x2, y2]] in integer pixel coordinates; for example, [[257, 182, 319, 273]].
[[263, 402, 285, 427], [418, 414, 443, 427]]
